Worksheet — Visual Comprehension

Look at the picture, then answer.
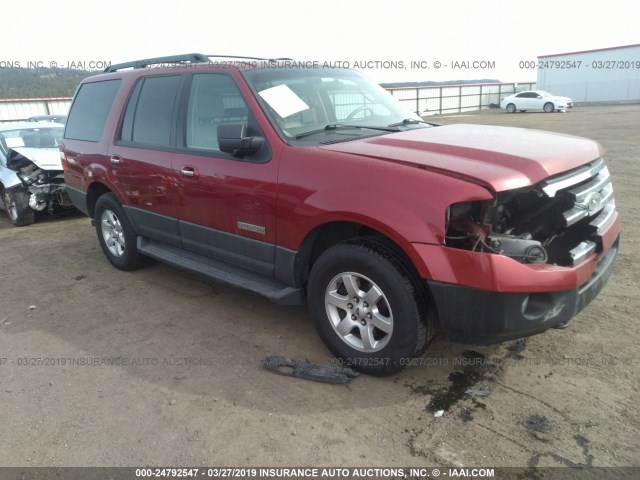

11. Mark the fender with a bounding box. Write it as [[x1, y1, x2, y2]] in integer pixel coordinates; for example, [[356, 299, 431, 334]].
[[277, 146, 494, 249]]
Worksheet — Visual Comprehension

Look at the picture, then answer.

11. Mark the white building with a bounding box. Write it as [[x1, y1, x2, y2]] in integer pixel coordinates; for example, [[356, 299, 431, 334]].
[[536, 44, 640, 103]]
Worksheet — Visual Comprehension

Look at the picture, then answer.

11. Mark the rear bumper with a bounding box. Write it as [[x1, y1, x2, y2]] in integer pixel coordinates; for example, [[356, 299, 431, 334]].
[[427, 236, 619, 344]]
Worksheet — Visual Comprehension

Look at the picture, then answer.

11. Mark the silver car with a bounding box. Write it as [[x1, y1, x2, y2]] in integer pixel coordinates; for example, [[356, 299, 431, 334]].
[[0, 122, 73, 226]]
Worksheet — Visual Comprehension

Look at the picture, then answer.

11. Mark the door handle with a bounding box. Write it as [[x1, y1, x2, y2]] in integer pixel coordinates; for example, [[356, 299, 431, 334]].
[[180, 166, 199, 178], [110, 155, 122, 165]]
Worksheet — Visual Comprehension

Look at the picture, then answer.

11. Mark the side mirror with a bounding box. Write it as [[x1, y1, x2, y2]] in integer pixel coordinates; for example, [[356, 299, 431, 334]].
[[217, 123, 264, 158]]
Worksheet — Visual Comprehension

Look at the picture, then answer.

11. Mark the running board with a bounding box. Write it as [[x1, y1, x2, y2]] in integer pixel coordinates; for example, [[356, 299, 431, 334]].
[[137, 237, 305, 305]]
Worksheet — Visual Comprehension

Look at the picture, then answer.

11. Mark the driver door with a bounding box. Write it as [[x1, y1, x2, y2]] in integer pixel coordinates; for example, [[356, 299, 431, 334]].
[[172, 73, 279, 277]]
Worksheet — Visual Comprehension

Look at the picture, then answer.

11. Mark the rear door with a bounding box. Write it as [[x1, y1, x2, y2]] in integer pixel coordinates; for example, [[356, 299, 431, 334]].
[[529, 92, 545, 110], [109, 75, 184, 246], [172, 72, 279, 277], [514, 92, 532, 110]]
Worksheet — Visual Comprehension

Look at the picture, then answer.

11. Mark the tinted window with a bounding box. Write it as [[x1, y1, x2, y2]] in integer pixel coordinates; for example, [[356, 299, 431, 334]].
[[120, 75, 181, 146], [65, 80, 121, 142], [120, 81, 142, 142], [185, 74, 248, 151]]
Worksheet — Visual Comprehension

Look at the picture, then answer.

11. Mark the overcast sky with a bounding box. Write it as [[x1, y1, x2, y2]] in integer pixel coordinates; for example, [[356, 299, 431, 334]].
[[7, 0, 639, 83]]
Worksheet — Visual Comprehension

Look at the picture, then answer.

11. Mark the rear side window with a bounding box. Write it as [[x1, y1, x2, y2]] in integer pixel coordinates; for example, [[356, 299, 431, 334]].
[[65, 80, 121, 142], [120, 75, 182, 146]]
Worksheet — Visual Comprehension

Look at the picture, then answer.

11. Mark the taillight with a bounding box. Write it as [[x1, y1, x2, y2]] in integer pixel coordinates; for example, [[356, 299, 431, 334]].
[[59, 145, 69, 172]]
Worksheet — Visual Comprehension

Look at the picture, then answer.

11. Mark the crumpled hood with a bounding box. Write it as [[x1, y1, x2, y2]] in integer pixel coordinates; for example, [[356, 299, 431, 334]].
[[319, 124, 601, 192], [9, 147, 62, 170]]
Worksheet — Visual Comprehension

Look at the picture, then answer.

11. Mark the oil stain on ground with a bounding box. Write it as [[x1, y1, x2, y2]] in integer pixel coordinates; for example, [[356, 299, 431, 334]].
[[526, 414, 551, 433], [406, 350, 497, 413]]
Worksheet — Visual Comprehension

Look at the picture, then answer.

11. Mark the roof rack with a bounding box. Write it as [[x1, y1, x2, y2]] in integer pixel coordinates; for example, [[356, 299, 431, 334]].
[[105, 53, 209, 72], [206, 55, 294, 61], [105, 53, 295, 72]]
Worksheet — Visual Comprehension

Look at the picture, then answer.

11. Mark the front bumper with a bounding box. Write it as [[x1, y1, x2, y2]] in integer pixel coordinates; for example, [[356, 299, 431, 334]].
[[26, 184, 73, 212], [427, 236, 619, 344]]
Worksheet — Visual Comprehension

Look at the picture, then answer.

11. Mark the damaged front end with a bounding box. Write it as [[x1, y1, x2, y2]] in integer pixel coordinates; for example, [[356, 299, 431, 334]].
[[12, 161, 69, 213], [4, 148, 74, 223], [428, 157, 619, 344], [445, 158, 615, 268]]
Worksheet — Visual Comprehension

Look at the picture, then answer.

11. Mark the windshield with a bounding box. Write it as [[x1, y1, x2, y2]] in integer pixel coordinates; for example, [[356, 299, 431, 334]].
[[0, 126, 64, 156], [242, 68, 422, 141]]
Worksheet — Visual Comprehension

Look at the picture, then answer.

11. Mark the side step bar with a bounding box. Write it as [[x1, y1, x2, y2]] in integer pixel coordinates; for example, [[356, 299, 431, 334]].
[[137, 237, 305, 305]]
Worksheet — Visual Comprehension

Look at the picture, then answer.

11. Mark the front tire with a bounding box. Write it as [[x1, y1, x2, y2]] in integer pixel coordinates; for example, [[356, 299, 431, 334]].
[[506, 103, 516, 113], [543, 102, 554, 113], [94, 193, 145, 271], [3, 189, 35, 227], [307, 241, 434, 375]]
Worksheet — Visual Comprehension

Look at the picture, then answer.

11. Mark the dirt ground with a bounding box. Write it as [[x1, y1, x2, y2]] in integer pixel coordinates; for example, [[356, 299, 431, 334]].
[[0, 105, 638, 470]]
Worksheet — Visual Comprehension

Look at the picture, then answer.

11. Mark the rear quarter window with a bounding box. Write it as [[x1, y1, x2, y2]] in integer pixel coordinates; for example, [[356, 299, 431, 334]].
[[65, 79, 121, 142]]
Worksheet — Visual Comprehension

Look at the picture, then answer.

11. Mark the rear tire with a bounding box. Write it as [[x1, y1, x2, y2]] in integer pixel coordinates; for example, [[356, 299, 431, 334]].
[[543, 102, 554, 113], [307, 241, 434, 375], [506, 103, 516, 113], [3, 189, 35, 227], [94, 193, 145, 271]]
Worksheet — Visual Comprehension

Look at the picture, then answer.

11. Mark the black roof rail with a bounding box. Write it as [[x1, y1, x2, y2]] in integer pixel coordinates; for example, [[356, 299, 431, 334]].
[[104, 53, 209, 72], [104, 53, 295, 73], [205, 55, 294, 61]]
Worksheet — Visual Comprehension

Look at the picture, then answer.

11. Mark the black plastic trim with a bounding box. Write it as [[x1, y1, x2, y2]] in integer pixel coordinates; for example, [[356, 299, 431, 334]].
[[427, 237, 619, 344], [123, 206, 181, 247], [179, 220, 275, 277], [274, 246, 301, 286], [121, 206, 296, 281], [66, 185, 89, 216]]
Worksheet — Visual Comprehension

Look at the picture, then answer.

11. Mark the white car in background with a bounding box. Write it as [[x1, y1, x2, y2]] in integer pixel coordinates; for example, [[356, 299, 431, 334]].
[[500, 90, 573, 113]]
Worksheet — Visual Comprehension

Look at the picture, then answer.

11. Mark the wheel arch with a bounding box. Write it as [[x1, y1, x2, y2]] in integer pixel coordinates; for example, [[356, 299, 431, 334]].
[[85, 181, 115, 218], [293, 220, 434, 292]]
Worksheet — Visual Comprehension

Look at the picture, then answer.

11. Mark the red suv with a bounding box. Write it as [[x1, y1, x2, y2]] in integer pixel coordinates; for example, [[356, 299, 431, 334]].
[[61, 54, 620, 375]]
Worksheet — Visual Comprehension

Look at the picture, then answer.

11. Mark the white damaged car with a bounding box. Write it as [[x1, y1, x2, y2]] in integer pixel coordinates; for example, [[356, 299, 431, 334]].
[[0, 122, 74, 226]]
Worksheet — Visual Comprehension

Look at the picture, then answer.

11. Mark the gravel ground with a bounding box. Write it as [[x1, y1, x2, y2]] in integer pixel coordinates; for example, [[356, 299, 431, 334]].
[[0, 104, 638, 470]]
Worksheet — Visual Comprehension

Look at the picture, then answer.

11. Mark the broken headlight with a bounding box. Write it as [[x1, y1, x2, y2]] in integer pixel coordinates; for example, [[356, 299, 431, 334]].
[[445, 200, 548, 264]]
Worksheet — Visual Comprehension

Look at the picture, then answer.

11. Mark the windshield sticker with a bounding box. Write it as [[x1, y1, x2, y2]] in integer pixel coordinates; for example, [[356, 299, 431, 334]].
[[258, 84, 310, 118], [5, 137, 25, 148]]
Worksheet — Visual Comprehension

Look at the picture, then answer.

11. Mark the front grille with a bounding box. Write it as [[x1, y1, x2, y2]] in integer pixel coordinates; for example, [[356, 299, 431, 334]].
[[445, 158, 617, 268], [539, 158, 616, 265], [562, 167, 614, 227]]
